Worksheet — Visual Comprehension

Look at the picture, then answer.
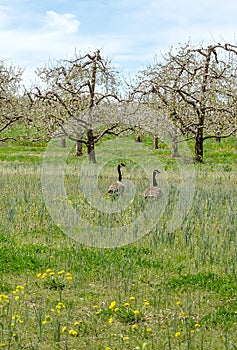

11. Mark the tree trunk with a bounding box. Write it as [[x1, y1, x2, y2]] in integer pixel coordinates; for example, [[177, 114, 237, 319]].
[[136, 135, 142, 142], [75, 132, 83, 156], [194, 127, 204, 163], [61, 137, 66, 148], [154, 136, 159, 149], [87, 129, 96, 163]]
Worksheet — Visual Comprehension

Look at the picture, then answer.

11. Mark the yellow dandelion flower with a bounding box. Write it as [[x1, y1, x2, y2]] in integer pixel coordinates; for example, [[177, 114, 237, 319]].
[[41, 273, 47, 279], [62, 326, 67, 333], [45, 315, 52, 322], [46, 269, 51, 273], [190, 329, 195, 334], [180, 311, 185, 316], [123, 336, 129, 341], [74, 321, 82, 326], [175, 331, 181, 337], [144, 300, 150, 306], [14, 296, 20, 301], [195, 323, 201, 328], [50, 272, 55, 276], [146, 327, 152, 333], [93, 305, 99, 309], [108, 317, 113, 324], [131, 324, 138, 329], [176, 301, 181, 306], [94, 311, 100, 315], [36, 273, 42, 278], [15, 285, 24, 293], [49, 255, 53, 259], [42, 320, 47, 325], [110, 333, 117, 337], [58, 270, 65, 276], [133, 309, 139, 315], [114, 307, 119, 312], [0, 343, 7, 348], [56, 302, 65, 309], [109, 301, 116, 310], [130, 296, 135, 301], [105, 347, 112, 350], [68, 329, 78, 337], [124, 302, 130, 307], [0, 295, 9, 303]]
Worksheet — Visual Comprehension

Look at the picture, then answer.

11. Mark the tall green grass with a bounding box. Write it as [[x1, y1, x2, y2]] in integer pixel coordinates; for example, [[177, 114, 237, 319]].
[[0, 137, 236, 349]]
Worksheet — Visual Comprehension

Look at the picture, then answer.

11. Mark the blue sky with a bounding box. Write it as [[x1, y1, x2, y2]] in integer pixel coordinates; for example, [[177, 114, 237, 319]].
[[1, 0, 237, 85]]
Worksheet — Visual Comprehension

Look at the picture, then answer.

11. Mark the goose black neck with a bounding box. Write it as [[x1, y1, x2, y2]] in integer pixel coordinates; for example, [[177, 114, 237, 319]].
[[118, 164, 122, 181], [153, 171, 158, 186]]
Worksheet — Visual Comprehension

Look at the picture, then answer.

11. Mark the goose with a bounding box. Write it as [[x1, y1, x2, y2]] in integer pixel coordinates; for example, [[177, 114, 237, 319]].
[[108, 162, 125, 195], [143, 169, 162, 198]]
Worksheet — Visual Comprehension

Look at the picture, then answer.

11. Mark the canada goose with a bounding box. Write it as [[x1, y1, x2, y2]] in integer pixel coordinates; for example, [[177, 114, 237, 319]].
[[108, 162, 125, 195], [143, 169, 162, 198]]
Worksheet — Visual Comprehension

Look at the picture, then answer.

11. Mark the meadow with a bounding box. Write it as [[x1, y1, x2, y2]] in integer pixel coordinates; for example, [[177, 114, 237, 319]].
[[0, 136, 236, 349]]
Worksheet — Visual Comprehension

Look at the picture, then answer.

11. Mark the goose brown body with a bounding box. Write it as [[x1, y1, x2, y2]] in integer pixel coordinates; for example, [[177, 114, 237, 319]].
[[143, 169, 162, 198], [108, 163, 125, 195]]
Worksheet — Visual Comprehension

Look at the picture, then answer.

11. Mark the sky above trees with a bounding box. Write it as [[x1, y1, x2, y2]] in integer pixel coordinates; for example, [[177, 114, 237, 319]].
[[1, 0, 237, 86]]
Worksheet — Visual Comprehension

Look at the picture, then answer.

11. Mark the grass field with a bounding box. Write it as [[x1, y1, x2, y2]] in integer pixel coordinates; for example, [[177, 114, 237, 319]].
[[0, 136, 236, 349]]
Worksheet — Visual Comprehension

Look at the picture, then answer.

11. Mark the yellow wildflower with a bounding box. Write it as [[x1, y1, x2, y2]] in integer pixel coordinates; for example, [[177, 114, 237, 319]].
[[195, 323, 201, 328], [56, 302, 65, 309], [15, 285, 24, 293], [62, 326, 67, 333], [109, 301, 117, 310], [130, 296, 135, 301], [176, 301, 181, 306], [133, 309, 139, 315], [0, 295, 9, 303], [58, 270, 65, 276], [123, 336, 129, 341], [175, 331, 181, 337], [131, 324, 138, 329], [124, 302, 130, 307], [68, 329, 78, 337], [108, 317, 113, 324], [146, 327, 152, 333], [66, 273, 73, 281]]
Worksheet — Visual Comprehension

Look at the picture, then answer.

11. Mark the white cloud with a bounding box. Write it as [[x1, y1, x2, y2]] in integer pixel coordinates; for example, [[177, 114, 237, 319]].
[[44, 10, 80, 34]]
